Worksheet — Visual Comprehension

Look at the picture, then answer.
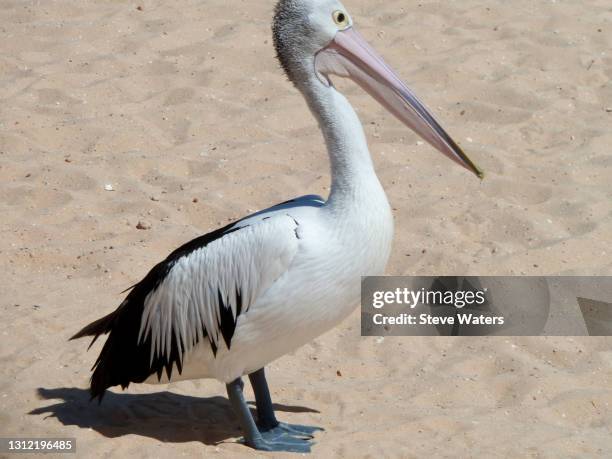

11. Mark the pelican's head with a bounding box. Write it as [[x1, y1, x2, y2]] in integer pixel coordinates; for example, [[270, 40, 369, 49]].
[[272, 0, 483, 178]]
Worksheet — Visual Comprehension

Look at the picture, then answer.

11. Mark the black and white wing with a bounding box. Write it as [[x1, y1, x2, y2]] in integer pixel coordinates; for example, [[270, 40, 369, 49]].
[[71, 212, 304, 400]]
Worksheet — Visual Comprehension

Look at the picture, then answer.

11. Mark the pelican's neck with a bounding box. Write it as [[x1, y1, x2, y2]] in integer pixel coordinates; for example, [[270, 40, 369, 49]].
[[300, 79, 386, 214]]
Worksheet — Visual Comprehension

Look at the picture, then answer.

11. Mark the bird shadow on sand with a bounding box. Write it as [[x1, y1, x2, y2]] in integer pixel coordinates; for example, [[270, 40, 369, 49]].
[[30, 387, 319, 445]]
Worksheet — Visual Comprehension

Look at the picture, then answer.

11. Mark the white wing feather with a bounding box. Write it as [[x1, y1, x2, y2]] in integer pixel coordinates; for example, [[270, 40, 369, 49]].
[[138, 214, 301, 364]]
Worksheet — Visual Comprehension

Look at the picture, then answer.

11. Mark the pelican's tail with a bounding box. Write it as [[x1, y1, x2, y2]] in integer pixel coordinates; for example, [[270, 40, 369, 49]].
[[69, 295, 149, 402], [70, 309, 118, 345], [69, 261, 179, 402], [70, 218, 244, 402]]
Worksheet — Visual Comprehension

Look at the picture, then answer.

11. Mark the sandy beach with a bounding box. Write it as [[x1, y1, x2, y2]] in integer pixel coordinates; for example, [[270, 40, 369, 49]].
[[1, 0, 611, 457]]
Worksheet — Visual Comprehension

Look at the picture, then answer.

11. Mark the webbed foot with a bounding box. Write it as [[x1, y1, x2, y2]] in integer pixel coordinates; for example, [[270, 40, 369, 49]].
[[259, 421, 323, 439], [241, 431, 314, 453]]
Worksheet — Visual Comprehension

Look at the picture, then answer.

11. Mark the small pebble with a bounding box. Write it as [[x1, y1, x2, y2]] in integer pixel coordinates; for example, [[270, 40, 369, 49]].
[[104, 184, 114, 191], [136, 221, 151, 230]]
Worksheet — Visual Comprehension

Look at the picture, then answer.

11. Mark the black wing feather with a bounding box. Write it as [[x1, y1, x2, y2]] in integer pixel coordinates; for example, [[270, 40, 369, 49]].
[[70, 220, 246, 401]]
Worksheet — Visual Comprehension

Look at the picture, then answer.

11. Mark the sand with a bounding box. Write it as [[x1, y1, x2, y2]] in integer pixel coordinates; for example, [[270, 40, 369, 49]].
[[1, 0, 611, 457]]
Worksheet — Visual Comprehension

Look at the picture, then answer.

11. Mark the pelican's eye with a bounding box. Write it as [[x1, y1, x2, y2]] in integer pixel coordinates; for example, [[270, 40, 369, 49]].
[[332, 10, 349, 28]]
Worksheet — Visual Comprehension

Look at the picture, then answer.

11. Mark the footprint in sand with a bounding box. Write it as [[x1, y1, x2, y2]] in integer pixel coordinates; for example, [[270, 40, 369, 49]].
[[482, 177, 552, 206]]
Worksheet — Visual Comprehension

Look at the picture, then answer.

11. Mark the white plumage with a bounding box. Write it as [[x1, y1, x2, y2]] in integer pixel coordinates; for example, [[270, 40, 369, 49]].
[[142, 179, 393, 384], [140, 214, 300, 368], [72, 0, 480, 452]]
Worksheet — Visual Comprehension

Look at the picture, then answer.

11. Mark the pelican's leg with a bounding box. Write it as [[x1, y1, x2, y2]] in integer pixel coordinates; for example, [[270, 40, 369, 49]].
[[248, 368, 323, 438], [226, 377, 313, 452]]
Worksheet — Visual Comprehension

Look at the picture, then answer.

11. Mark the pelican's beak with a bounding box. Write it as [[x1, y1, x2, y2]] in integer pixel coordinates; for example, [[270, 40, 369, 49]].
[[315, 27, 483, 178]]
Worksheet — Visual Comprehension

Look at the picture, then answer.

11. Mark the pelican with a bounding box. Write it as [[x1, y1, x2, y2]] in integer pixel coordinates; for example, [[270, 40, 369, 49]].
[[71, 0, 482, 452]]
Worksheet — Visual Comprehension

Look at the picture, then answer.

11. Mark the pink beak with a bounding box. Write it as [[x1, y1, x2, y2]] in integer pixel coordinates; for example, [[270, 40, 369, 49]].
[[315, 27, 483, 178]]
